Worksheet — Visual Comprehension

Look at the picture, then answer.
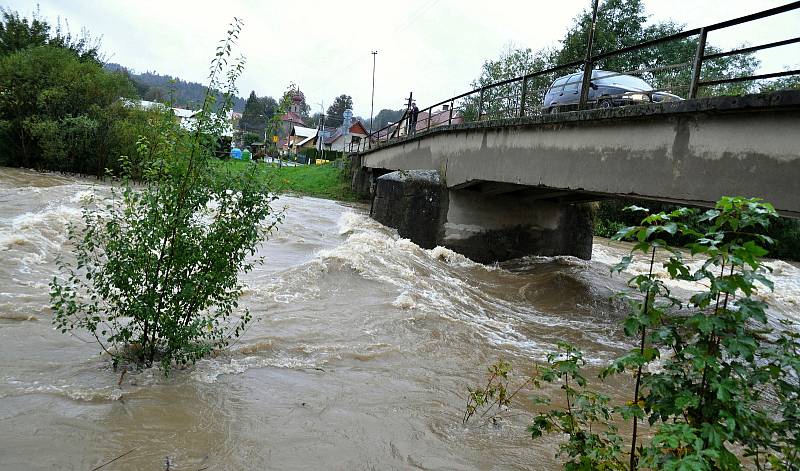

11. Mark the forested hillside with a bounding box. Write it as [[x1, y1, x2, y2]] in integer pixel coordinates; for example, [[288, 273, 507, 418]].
[[105, 63, 246, 111]]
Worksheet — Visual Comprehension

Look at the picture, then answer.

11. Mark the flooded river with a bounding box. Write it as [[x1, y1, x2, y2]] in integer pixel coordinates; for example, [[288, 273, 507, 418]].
[[1, 167, 798, 470]]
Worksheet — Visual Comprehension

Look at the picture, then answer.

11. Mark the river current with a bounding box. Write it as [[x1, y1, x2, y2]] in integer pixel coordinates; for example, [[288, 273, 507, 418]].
[[1, 167, 798, 470]]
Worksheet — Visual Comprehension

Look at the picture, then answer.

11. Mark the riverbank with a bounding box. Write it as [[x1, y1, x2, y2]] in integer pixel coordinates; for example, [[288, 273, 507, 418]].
[[221, 159, 364, 202]]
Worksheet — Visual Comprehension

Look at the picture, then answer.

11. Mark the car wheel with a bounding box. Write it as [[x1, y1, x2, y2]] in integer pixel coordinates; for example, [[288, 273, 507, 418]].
[[549, 105, 560, 114], [597, 99, 613, 110]]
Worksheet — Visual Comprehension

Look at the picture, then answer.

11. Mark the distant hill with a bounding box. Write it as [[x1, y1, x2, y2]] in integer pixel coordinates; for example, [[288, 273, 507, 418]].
[[105, 63, 246, 112]]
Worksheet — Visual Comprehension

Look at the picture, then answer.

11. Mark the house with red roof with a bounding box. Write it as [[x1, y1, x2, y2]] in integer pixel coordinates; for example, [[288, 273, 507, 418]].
[[411, 104, 463, 133], [323, 120, 369, 152]]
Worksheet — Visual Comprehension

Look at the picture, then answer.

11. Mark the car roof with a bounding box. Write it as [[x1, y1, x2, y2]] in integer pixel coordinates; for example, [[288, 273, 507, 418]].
[[553, 69, 618, 81]]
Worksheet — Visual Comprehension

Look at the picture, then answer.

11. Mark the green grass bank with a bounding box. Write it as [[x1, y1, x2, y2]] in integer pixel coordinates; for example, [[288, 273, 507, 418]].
[[220, 159, 363, 202]]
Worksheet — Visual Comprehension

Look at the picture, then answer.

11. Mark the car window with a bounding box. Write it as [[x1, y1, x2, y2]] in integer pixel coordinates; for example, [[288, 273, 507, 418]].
[[593, 73, 653, 91], [564, 75, 581, 92], [549, 76, 568, 92]]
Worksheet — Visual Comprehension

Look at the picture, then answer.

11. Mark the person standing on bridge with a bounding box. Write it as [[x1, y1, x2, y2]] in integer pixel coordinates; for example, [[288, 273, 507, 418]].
[[410, 102, 419, 135]]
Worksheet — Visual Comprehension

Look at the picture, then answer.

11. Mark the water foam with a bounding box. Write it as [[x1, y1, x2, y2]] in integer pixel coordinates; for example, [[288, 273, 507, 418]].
[[7, 378, 124, 402], [392, 291, 417, 309], [0, 204, 81, 256], [592, 238, 800, 324], [190, 354, 326, 383], [289, 212, 623, 360]]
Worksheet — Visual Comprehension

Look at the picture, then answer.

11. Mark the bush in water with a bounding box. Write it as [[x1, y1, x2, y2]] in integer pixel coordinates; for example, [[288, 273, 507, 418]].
[[50, 19, 280, 373], [466, 197, 799, 469]]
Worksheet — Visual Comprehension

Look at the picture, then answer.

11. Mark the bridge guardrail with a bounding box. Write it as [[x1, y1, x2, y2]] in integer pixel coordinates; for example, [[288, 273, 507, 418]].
[[355, 1, 800, 155]]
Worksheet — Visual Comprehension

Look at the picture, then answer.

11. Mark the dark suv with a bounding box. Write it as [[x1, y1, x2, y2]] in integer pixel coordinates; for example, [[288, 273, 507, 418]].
[[542, 70, 682, 113]]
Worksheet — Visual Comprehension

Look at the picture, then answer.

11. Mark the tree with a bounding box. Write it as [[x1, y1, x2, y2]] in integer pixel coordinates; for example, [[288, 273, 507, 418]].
[[51, 19, 279, 373], [110, 65, 248, 112], [467, 0, 760, 119], [0, 6, 101, 62], [308, 112, 324, 128], [0, 45, 137, 172], [242, 131, 261, 147], [464, 45, 551, 120], [0, 8, 158, 176], [143, 86, 167, 103], [760, 74, 800, 93], [258, 95, 277, 122], [0, 7, 48, 55], [326, 94, 353, 122], [239, 90, 264, 133], [553, 0, 758, 97]]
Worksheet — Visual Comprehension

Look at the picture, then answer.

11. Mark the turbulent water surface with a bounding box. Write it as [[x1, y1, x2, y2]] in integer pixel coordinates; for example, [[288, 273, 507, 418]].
[[1, 167, 798, 470]]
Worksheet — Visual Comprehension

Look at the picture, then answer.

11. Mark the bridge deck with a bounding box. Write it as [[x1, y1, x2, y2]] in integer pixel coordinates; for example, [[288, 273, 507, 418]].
[[359, 90, 800, 217]]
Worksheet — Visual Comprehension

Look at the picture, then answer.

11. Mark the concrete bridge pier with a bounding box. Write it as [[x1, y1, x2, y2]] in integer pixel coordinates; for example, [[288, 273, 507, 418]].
[[370, 170, 593, 264], [350, 154, 372, 198]]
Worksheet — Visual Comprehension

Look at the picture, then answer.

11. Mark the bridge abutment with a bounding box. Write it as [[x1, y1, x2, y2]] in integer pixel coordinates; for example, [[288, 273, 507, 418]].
[[349, 154, 372, 198], [370, 170, 593, 263], [371, 170, 447, 250]]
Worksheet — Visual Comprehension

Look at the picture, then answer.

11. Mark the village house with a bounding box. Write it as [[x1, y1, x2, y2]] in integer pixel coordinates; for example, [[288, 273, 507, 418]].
[[320, 108, 368, 152], [129, 100, 236, 141], [323, 119, 369, 152], [412, 103, 463, 132], [288, 125, 318, 154]]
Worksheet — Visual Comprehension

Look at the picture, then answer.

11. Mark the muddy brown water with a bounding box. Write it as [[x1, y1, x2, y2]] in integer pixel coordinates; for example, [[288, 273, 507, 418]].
[[1, 167, 798, 470]]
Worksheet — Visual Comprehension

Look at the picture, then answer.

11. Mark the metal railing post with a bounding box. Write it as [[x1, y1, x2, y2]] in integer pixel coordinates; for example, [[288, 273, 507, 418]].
[[427, 107, 432, 131], [448, 101, 454, 125], [477, 87, 485, 121], [579, 63, 594, 110], [689, 27, 708, 99], [519, 77, 528, 117], [579, 0, 599, 110]]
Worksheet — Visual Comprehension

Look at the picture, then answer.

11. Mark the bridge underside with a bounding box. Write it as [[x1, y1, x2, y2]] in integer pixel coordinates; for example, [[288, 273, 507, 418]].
[[354, 91, 800, 263], [368, 170, 594, 263]]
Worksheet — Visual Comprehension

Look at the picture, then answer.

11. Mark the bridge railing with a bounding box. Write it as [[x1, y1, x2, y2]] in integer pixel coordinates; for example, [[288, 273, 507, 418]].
[[356, 1, 800, 154]]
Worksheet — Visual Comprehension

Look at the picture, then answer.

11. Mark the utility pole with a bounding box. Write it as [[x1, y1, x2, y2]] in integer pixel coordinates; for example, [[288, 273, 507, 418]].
[[405, 92, 413, 135], [316, 101, 325, 162], [579, 0, 600, 110], [369, 51, 378, 136]]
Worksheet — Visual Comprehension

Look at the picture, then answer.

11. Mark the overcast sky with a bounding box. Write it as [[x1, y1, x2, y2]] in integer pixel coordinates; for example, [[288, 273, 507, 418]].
[[9, 0, 800, 117]]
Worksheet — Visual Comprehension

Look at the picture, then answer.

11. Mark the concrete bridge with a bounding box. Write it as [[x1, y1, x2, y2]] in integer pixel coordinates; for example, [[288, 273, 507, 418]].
[[351, 91, 800, 263]]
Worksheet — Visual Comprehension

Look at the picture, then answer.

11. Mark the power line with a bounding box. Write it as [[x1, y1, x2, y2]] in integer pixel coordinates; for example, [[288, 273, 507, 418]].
[[370, 51, 378, 135]]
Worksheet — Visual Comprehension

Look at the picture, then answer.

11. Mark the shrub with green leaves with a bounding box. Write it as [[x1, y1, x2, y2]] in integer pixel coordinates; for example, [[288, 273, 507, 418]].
[[466, 197, 799, 469], [608, 197, 799, 469], [50, 19, 279, 373], [463, 359, 523, 426], [529, 343, 627, 470]]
